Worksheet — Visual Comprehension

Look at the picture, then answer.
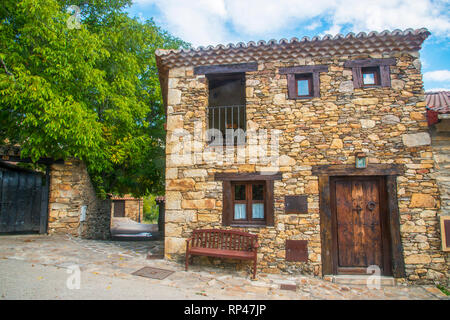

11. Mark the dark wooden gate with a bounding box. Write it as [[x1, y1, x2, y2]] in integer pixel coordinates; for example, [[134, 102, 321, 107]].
[[113, 200, 125, 217], [331, 176, 392, 275], [0, 163, 48, 234]]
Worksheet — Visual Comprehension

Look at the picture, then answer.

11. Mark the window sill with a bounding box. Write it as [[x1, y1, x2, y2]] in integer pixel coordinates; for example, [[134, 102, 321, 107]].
[[230, 223, 268, 228], [288, 96, 316, 100], [361, 85, 382, 88], [207, 142, 247, 147]]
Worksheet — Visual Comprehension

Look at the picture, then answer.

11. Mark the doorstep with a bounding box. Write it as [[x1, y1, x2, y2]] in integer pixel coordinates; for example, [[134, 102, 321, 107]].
[[324, 275, 396, 286]]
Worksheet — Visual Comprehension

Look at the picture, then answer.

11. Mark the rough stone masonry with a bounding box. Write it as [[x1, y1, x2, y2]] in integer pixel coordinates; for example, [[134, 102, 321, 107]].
[[48, 159, 111, 239], [156, 29, 449, 285]]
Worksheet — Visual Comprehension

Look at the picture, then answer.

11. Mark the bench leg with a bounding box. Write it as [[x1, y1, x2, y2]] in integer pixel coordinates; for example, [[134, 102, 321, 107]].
[[253, 257, 257, 279], [185, 252, 189, 271]]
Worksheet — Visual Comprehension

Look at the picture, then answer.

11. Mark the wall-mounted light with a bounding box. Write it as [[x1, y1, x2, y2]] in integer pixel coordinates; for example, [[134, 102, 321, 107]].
[[355, 152, 367, 168]]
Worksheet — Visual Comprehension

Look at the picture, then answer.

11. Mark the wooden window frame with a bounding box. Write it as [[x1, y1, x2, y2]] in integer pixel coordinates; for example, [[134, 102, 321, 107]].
[[215, 172, 281, 227], [344, 58, 395, 89], [231, 182, 266, 226], [279, 65, 328, 100], [361, 66, 380, 87], [440, 216, 450, 252], [194, 62, 258, 75]]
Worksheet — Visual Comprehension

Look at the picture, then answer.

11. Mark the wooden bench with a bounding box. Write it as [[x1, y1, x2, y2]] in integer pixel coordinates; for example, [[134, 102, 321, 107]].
[[185, 229, 259, 279]]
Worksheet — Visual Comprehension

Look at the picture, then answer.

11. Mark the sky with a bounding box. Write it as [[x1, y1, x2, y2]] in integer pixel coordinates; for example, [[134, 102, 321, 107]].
[[127, 0, 450, 91]]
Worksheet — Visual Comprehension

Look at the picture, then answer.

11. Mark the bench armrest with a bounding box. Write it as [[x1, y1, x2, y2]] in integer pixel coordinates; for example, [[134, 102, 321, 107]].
[[186, 238, 192, 250]]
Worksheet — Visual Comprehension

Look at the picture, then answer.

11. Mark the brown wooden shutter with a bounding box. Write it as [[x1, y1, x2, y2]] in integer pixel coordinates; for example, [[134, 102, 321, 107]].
[[380, 65, 391, 87], [287, 74, 296, 99], [445, 220, 450, 248], [352, 67, 363, 89], [222, 180, 232, 226], [265, 180, 274, 226]]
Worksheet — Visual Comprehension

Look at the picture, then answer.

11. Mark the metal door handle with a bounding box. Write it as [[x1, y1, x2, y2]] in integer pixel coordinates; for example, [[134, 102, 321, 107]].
[[353, 205, 363, 214]]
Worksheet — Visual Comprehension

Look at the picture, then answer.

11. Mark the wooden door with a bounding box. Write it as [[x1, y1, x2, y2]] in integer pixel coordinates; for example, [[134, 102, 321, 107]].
[[331, 176, 391, 275], [113, 200, 125, 217], [0, 167, 45, 233]]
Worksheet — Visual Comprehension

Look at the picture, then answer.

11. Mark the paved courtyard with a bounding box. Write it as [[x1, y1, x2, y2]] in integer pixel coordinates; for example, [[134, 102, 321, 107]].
[[0, 234, 447, 300]]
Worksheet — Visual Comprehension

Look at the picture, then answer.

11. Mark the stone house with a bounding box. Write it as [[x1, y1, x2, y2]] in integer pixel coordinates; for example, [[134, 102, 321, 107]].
[[110, 195, 144, 222], [155, 28, 449, 284]]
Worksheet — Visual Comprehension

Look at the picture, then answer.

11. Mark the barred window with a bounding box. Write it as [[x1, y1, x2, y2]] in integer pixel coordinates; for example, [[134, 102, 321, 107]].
[[207, 73, 246, 146]]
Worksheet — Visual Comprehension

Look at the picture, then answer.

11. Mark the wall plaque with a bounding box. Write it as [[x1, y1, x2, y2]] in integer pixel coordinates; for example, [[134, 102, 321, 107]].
[[286, 240, 308, 262], [285, 195, 308, 214]]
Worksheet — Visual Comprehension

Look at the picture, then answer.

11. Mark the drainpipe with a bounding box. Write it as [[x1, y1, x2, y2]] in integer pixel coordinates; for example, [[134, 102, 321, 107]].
[[138, 199, 141, 223]]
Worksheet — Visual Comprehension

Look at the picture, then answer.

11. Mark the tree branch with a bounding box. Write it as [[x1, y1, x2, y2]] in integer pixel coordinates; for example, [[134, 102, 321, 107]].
[[1, 58, 15, 79]]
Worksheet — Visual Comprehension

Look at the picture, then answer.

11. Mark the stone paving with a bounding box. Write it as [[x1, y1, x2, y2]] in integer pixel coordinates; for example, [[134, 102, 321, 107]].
[[0, 234, 448, 300]]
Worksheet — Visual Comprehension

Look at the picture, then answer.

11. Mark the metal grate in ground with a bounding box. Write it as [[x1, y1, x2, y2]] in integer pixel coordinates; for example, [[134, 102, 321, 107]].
[[131, 266, 174, 280]]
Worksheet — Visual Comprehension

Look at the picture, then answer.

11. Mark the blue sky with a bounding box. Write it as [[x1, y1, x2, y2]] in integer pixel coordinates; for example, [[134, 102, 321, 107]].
[[127, 0, 450, 91]]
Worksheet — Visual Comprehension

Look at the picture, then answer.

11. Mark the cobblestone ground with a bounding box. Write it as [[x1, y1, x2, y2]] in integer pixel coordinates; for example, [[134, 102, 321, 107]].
[[0, 234, 447, 300]]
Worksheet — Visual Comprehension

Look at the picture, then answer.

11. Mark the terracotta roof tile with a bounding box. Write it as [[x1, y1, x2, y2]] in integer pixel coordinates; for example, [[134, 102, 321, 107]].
[[426, 91, 450, 114], [155, 28, 430, 69], [109, 194, 142, 201]]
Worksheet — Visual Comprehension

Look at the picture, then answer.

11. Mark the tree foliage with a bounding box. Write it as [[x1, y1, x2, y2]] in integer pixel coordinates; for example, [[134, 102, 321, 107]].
[[0, 0, 188, 197], [143, 194, 159, 224]]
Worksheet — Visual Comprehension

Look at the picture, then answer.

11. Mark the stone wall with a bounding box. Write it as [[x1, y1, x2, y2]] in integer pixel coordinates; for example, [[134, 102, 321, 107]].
[[48, 159, 111, 239], [431, 117, 450, 218], [164, 52, 449, 284], [124, 199, 143, 222]]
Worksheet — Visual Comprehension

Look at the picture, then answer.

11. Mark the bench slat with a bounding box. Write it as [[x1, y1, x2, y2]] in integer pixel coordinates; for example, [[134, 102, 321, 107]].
[[189, 248, 254, 260]]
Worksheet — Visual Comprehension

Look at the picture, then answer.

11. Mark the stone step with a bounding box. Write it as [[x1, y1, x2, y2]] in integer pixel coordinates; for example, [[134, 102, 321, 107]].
[[432, 148, 450, 152], [435, 146, 450, 150], [324, 275, 396, 286]]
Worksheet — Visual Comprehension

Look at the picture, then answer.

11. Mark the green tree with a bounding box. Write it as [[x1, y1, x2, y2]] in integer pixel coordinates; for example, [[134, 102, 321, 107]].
[[143, 194, 159, 224], [0, 0, 188, 197]]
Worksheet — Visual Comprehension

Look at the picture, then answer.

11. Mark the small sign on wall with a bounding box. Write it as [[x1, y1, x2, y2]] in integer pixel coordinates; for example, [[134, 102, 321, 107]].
[[80, 205, 87, 222], [286, 240, 308, 262], [440, 216, 450, 252], [285, 195, 308, 214]]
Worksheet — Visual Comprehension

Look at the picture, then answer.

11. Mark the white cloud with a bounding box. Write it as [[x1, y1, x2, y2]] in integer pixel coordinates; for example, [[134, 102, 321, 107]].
[[329, 0, 450, 36], [424, 70, 450, 82], [305, 21, 322, 31], [133, 0, 450, 46], [426, 88, 450, 92], [135, 0, 230, 45], [224, 0, 333, 36]]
